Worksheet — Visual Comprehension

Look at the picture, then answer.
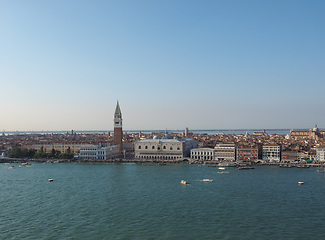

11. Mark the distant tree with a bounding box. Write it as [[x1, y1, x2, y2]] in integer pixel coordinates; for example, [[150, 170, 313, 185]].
[[9, 148, 22, 158], [49, 149, 60, 158], [66, 147, 71, 154], [27, 149, 36, 158], [34, 147, 48, 158]]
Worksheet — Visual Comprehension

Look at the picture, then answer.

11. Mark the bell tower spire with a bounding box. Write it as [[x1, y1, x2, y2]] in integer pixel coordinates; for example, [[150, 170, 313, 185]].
[[114, 100, 123, 153]]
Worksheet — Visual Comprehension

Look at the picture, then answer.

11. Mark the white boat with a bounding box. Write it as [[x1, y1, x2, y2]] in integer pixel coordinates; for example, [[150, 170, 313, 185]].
[[48, 179, 54, 182], [218, 167, 226, 170], [202, 179, 213, 182], [7, 166, 15, 169], [298, 182, 304, 185]]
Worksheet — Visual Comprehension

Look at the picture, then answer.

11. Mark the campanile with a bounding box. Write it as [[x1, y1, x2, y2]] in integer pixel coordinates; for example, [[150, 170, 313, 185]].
[[114, 100, 123, 153]]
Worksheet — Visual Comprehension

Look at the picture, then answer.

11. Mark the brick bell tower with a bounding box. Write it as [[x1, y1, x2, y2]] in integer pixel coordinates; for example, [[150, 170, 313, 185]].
[[114, 100, 123, 153]]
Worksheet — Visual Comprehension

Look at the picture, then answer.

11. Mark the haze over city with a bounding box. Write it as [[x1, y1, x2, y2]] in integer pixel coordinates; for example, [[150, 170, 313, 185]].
[[1, 0, 325, 131]]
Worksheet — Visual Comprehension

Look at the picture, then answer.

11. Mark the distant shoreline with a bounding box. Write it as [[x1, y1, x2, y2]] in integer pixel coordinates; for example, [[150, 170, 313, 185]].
[[2, 128, 319, 136], [2, 157, 325, 168]]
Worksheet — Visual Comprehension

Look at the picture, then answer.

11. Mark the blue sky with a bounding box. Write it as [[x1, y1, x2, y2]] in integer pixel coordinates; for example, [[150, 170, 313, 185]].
[[1, 0, 325, 131]]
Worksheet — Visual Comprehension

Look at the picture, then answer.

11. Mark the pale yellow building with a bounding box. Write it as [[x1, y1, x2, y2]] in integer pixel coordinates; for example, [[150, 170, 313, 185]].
[[23, 143, 93, 154]]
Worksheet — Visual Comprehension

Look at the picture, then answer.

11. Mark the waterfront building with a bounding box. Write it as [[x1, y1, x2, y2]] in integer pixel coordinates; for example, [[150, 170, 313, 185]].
[[134, 135, 197, 161], [290, 125, 325, 140], [80, 145, 119, 160], [190, 148, 214, 161], [114, 100, 123, 153], [24, 143, 91, 154], [262, 144, 281, 162], [281, 150, 298, 162], [214, 143, 236, 161], [236, 145, 261, 161], [308, 150, 317, 162], [298, 151, 309, 162], [316, 147, 325, 162]]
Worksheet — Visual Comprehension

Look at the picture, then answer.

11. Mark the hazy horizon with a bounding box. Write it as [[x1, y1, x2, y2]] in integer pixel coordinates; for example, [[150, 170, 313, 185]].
[[1, 127, 321, 133], [1, 1, 325, 131]]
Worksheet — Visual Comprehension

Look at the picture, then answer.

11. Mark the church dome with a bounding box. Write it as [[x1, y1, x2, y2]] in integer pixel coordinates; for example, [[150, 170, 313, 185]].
[[313, 124, 319, 132], [162, 134, 171, 139], [153, 135, 160, 139]]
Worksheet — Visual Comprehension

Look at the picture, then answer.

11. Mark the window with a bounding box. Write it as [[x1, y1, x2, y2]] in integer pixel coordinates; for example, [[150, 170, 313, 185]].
[[158, 147, 160, 150], [163, 146, 166, 149], [145, 146, 148, 149], [138, 146, 141, 149], [170, 147, 173, 150], [177, 147, 180, 150], [152, 146, 155, 149]]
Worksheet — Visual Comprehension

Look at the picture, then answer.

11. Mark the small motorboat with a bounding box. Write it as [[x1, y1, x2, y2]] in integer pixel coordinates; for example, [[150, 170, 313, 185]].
[[202, 179, 213, 182], [181, 180, 189, 185], [218, 167, 226, 170], [22, 162, 31, 166], [7, 166, 15, 169], [298, 182, 304, 185], [48, 179, 54, 182]]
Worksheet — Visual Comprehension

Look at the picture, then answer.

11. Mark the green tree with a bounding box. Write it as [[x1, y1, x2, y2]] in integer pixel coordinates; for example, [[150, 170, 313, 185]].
[[34, 147, 48, 158], [9, 148, 22, 158]]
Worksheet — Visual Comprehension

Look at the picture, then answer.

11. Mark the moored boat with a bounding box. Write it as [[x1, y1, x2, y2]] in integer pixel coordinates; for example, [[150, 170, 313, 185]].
[[296, 165, 310, 168], [238, 166, 255, 170], [22, 162, 31, 166]]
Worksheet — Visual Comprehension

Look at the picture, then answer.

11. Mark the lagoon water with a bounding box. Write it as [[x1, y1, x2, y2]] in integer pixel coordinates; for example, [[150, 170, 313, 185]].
[[1, 163, 325, 239]]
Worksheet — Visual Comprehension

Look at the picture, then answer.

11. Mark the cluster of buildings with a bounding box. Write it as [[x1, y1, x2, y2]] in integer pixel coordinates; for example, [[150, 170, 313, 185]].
[[191, 144, 281, 162], [190, 126, 325, 163], [1, 101, 325, 164]]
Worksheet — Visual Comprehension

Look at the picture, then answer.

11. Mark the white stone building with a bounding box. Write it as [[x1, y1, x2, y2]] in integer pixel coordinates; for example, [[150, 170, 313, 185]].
[[214, 143, 236, 161], [316, 148, 325, 162], [79, 145, 120, 160], [262, 144, 281, 162], [134, 136, 197, 161], [191, 148, 214, 161]]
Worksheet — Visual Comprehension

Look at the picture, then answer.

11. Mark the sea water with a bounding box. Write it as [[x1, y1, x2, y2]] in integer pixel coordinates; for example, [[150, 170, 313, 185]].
[[1, 163, 325, 239]]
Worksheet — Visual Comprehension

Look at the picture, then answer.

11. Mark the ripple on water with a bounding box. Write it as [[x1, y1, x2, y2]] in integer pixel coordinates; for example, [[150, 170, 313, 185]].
[[1, 163, 325, 239]]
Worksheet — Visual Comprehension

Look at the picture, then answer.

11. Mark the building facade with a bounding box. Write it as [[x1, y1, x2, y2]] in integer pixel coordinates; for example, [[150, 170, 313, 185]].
[[114, 100, 123, 153], [23, 143, 90, 154], [135, 136, 197, 161], [317, 148, 325, 162], [236, 145, 261, 160], [290, 125, 325, 140], [79, 145, 119, 160], [281, 151, 298, 162], [262, 144, 281, 162], [190, 148, 214, 161], [214, 143, 236, 161]]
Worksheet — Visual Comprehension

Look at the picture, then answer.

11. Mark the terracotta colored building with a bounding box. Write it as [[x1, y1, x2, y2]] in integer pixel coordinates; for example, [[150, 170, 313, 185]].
[[237, 145, 262, 160]]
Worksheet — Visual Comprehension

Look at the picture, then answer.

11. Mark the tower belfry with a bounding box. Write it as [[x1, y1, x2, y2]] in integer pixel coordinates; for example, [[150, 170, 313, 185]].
[[114, 100, 123, 153]]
